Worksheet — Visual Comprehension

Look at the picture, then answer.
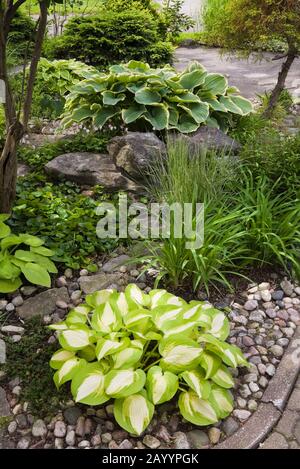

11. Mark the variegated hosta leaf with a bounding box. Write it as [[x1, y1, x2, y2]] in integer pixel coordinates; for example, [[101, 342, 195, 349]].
[[114, 390, 154, 436], [77, 344, 96, 361], [109, 291, 129, 316], [48, 322, 68, 331], [123, 308, 152, 334], [178, 390, 219, 426], [54, 357, 84, 388], [209, 384, 233, 419], [66, 311, 88, 326], [149, 289, 185, 309], [180, 369, 211, 399], [146, 366, 178, 405], [50, 349, 75, 370], [187, 301, 214, 327], [204, 310, 230, 341], [58, 325, 93, 351], [125, 284, 150, 308], [71, 362, 109, 405], [199, 333, 248, 368], [152, 305, 184, 331], [199, 350, 222, 379], [111, 340, 143, 369], [91, 301, 122, 334], [105, 369, 146, 398], [159, 336, 203, 373], [95, 337, 129, 361], [211, 364, 235, 389], [85, 289, 115, 308]]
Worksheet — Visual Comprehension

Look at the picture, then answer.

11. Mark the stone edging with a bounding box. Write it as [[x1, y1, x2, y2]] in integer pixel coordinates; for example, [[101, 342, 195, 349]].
[[215, 325, 300, 449]]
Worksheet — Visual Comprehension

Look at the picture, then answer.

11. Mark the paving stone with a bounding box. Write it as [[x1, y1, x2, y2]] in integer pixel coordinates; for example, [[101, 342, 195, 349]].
[[294, 419, 300, 444], [260, 432, 289, 449], [287, 388, 300, 411], [276, 410, 298, 439]]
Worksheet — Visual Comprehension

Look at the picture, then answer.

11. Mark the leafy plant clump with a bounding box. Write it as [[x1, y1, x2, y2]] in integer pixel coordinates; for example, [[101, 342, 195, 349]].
[[62, 60, 253, 133], [0, 215, 57, 293], [49, 284, 248, 435]]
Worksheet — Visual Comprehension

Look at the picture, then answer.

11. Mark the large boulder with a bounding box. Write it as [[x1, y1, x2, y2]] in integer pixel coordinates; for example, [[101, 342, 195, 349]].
[[45, 152, 139, 191], [17, 287, 69, 319], [107, 132, 166, 180], [171, 127, 241, 154]]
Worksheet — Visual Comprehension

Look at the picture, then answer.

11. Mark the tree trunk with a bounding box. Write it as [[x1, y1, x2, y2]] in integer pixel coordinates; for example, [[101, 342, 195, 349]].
[[0, 122, 23, 213], [263, 51, 296, 118]]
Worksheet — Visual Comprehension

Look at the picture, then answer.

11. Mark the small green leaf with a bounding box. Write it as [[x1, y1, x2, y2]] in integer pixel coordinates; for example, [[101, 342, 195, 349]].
[[20, 262, 51, 287]]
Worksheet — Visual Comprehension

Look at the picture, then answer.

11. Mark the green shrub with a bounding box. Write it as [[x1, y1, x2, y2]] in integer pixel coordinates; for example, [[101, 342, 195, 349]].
[[62, 60, 252, 134], [49, 284, 248, 435], [0, 215, 57, 293], [44, 11, 173, 68], [7, 11, 36, 66]]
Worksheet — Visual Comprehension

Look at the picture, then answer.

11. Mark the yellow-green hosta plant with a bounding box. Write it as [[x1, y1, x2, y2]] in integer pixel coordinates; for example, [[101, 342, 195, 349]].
[[62, 60, 253, 133], [49, 284, 249, 435], [0, 215, 57, 293]]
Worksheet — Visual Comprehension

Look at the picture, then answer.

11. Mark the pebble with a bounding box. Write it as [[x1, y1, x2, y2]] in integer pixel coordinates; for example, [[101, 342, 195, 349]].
[[261, 290, 272, 302], [187, 430, 210, 449], [64, 268, 73, 279], [0, 299, 8, 310], [222, 417, 240, 436], [6, 303, 15, 312], [71, 290, 82, 302], [8, 421, 17, 434], [259, 376, 268, 388], [173, 432, 190, 449], [239, 384, 251, 398], [248, 400, 258, 411], [208, 427, 221, 445], [244, 300, 258, 311], [12, 385, 21, 396], [56, 276, 67, 287], [277, 338, 289, 347], [32, 419, 47, 438], [266, 364, 276, 377], [258, 282, 270, 291], [237, 397, 247, 408], [12, 335, 22, 343], [280, 280, 294, 296], [270, 345, 284, 357], [17, 437, 31, 449], [233, 409, 251, 421], [65, 430, 76, 446], [266, 308, 276, 319], [91, 434, 102, 446], [78, 440, 90, 448], [272, 290, 284, 301], [56, 300, 68, 309], [79, 269, 89, 276], [249, 382, 260, 393], [54, 438, 64, 449], [21, 286, 37, 296], [244, 373, 258, 383], [243, 336, 255, 346], [54, 421, 67, 438], [12, 295, 23, 307], [101, 433, 112, 444], [118, 439, 133, 449]]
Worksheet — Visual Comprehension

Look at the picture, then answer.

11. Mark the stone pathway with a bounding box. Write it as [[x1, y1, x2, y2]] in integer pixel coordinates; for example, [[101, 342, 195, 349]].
[[175, 47, 300, 100], [260, 375, 300, 449]]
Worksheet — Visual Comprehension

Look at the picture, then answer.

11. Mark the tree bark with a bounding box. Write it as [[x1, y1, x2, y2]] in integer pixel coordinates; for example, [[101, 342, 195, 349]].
[[263, 50, 296, 118]]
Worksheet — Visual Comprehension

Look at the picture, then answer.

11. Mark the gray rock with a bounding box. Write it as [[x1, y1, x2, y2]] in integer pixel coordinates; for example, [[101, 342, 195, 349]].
[[1, 325, 25, 335], [17, 437, 31, 449], [249, 382, 260, 393], [261, 290, 272, 302], [244, 373, 258, 383], [12, 295, 24, 307], [233, 409, 251, 421], [102, 255, 131, 273], [16, 413, 27, 429], [78, 440, 90, 448], [0, 387, 10, 418], [249, 311, 265, 323], [0, 339, 6, 364], [78, 273, 122, 294], [107, 132, 166, 180], [269, 344, 284, 357], [173, 431, 190, 449], [271, 290, 284, 301], [259, 376, 268, 388], [142, 435, 160, 449], [244, 300, 258, 311], [21, 286, 38, 296], [280, 279, 294, 296], [17, 288, 69, 319], [7, 421, 17, 434], [187, 430, 210, 448], [54, 421, 67, 438], [54, 437, 64, 449], [208, 427, 221, 445], [32, 419, 47, 438], [222, 417, 239, 436], [265, 364, 276, 377], [45, 152, 138, 191], [63, 406, 82, 426], [248, 400, 258, 411], [65, 430, 76, 446], [101, 432, 112, 444], [118, 439, 133, 449], [0, 300, 8, 310]]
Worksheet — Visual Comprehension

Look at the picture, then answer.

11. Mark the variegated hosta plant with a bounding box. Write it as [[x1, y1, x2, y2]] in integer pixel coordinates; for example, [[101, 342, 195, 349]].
[[62, 60, 253, 133], [49, 284, 249, 435]]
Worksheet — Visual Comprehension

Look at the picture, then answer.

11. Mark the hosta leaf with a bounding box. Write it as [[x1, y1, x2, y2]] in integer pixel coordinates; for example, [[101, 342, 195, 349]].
[[180, 100, 209, 123], [203, 73, 228, 96], [159, 336, 202, 373], [66, 311, 88, 326], [152, 304, 184, 330], [0, 222, 11, 239], [114, 390, 154, 436], [30, 246, 55, 257], [205, 98, 227, 112], [102, 91, 125, 106], [111, 340, 143, 369], [229, 96, 253, 115], [50, 349, 75, 370], [71, 362, 109, 405], [135, 87, 161, 105], [146, 366, 178, 405], [93, 107, 118, 128], [105, 369, 146, 398], [122, 103, 146, 124], [71, 105, 93, 122], [179, 390, 219, 426], [91, 301, 122, 334], [180, 370, 211, 399], [0, 259, 20, 280], [18, 234, 44, 247], [211, 365, 235, 388], [205, 311, 230, 341], [20, 262, 51, 287], [199, 350, 222, 379], [123, 308, 152, 334], [0, 277, 22, 293], [209, 384, 234, 419], [77, 344, 97, 362], [1, 235, 22, 250], [168, 92, 201, 103], [175, 114, 199, 133], [125, 284, 150, 308], [95, 337, 129, 361], [53, 357, 83, 388], [179, 69, 206, 90], [219, 96, 243, 114], [58, 325, 92, 351], [85, 289, 114, 308], [144, 104, 169, 130]]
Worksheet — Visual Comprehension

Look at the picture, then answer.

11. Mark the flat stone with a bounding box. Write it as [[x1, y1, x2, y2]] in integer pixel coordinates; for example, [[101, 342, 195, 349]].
[[280, 280, 294, 296], [208, 427, 221, 445], [294, 420, 300, 444], [216, 403, 281, 449], [187, 430, 210, 448], [1, 325, 25, 334], [118, 439, 133, 449], [45, 152, 139, 191], [173, 432, 190, 449], [244, 300, 258, 311], [222, 417, 239, 436], [260, 432, 289, 449], [54, 421, 67, 438], [233, 409, 251, 421], [32, 419, 47, 438], [0, 387, 10, 418], [102, 255, 130, 273], [143, 435, 161, 449], [63, 406, 82, 426], [0, 339, 6, 364], [65, 430, 76, 446], [287, 388, 300, 411], [78, 273, 122, 294], [276, 409, 298, 439], [17, 288, 69, 319], [262, 326, 300, 410]]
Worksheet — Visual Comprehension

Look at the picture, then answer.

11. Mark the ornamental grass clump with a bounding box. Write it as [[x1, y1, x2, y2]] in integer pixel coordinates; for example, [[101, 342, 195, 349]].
[[49, 284, 248, 435]]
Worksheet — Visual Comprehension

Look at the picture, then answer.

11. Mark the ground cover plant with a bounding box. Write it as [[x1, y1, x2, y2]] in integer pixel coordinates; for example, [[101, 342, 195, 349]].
[[49, 284, 249, 435], [62, 60, 252, 133]]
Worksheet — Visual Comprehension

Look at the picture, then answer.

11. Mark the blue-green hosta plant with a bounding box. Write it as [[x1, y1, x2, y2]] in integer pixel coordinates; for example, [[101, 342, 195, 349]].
[[0, 215, 57, 293], [61, 60, 253, 133], [49, 284, 249, 435]]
